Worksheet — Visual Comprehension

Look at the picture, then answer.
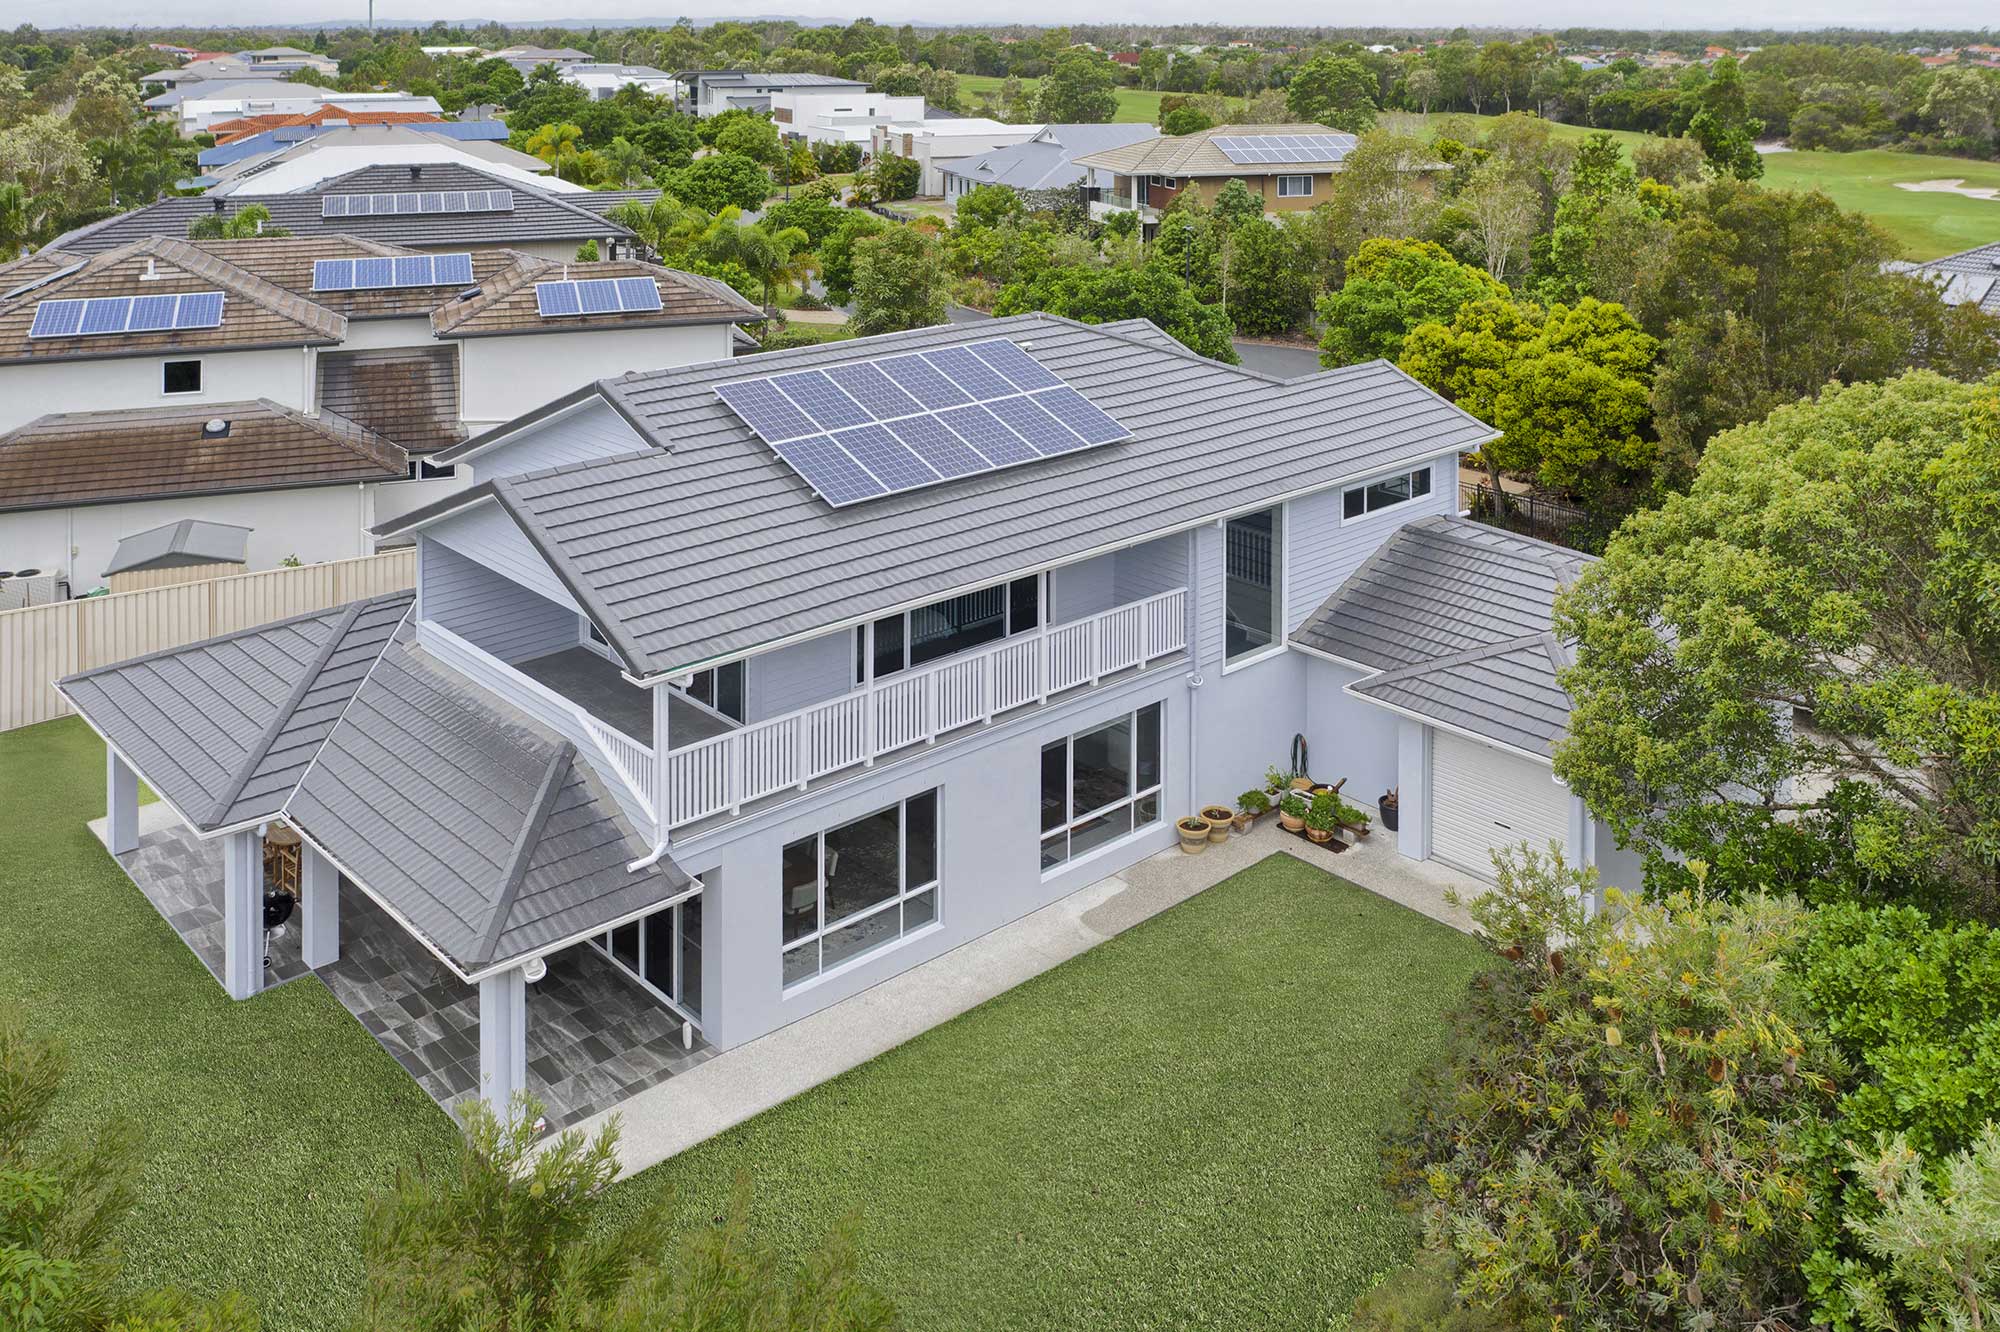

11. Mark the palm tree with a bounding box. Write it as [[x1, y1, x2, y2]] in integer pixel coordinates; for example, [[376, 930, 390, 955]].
[[524, 122, 585, 182], [597, 136, 650, 189], [706, 221, 811, 310], [606, 194, 711, 265]]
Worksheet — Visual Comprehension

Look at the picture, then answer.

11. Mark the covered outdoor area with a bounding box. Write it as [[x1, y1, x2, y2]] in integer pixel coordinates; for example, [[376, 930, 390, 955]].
[[512, 644, 738, 749], [89, 802, 712, 1130]]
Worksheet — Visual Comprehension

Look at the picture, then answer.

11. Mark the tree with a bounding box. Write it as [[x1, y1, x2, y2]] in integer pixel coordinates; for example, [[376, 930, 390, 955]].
[[1923, 67, 2000, 145], [849, 225, 947, 336], [185, 203, 287, 239], [1452, 160, 1540, 282], [1224, 215, 1318, 336], [762, 188, 846, 247], [1035, 48, 1118, 123], [595, 135, 650, 188], [0, 113, 96, 236], [865, 153, 921, 202], [707, 219, 810, 308], [994, 263, 1238, 363], [1322, 130, 1440, 253], [1630, 134, 1708, 186], [1316, 237, 1506, 367], [952, 182, 1023, 232], [0, 183, 31, 259], [713, 112, 782, 165], [0, 1006, 254, 1330], [1400, 295, 1657, 506], [1684, 57, 1765, 181], [360, 1095, 896, 1331], [658, 153, 770, 213], [1553, 370, 2000, 915], [1160, 102, 1212, 136], [1285, 54, 1378, 133], [1841, 1128, 2000, 1332], [818, 209, 889, 304], [524, 121, 585, 181]]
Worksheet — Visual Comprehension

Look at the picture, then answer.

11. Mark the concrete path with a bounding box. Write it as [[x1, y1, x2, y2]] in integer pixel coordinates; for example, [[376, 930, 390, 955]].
[[584, 819, 1486, 1174]]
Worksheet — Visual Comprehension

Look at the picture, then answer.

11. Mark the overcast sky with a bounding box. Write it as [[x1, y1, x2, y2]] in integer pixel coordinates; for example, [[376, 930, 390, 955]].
[[17, 0, 1991, 35]]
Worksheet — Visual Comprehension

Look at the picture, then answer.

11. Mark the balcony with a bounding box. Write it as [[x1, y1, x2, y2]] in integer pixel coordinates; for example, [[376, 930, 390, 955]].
[[664, 586, 1189, 832]]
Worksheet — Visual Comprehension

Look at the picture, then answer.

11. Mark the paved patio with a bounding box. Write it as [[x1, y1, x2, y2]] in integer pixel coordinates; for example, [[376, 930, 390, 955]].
[[95, 804, 712, 1132]]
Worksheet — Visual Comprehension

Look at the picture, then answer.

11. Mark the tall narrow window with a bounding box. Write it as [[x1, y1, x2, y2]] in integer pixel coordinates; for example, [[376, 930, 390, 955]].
[[1224, 506, 1282, 663], [781, 791, 940, 986]]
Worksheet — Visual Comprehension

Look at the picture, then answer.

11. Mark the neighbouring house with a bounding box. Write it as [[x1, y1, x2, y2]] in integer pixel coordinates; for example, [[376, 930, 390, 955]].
[[156, 82, 443, 138], [206, 105, 455, 146], [138, 47, 339, 96], [196, 126, 562, 196], [0, 234, 760, 589], [41, 162, 650, 262], [491, 45, 595, 75], [58, 312, 1642, 1135], [870, 119, 1043, 197], [941, 123, 1161, 205], [1884, 242, 2000, 313], [768, 88, 928, 146], [1070, 123, 1359, 232], [557, 63, 680, 100], [680, 70, 872, 118]]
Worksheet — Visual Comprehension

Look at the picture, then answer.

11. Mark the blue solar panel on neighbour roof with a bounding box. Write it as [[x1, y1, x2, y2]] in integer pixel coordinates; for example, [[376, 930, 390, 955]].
[[535, 281, 580, 317], [127, 294, 178, 332], [577, 279, 620, 314], [613, 276, 663, 311], [174, 292, 225, 328], [28, 300, 83, 338], [532, 276, 663, 319], [712, 338, 1133, 508], [434, 253, 475, 287], [354, 257, 393, 289], [27, 291, 223, 340]]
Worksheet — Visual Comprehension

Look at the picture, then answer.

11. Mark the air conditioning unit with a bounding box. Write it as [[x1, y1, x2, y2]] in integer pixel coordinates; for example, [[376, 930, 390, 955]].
[[0, 575, 21, 611], [23, 570, 65, 605]]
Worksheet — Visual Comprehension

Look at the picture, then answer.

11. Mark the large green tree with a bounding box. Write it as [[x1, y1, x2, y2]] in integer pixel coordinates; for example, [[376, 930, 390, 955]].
[[1034, 48, 1118, 123], [848, 224, 947, 336], [1284, 54, 1377, 133], [1683, 57, 1766, 180], [657, 152, 771, 213], [994, 262, 1237, 363], [1554, 370, 2000, 915], [1316, 237, 1505, 367]]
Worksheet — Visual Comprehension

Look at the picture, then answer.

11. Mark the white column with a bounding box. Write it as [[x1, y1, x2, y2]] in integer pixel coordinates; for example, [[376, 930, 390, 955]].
[[220, 829, 263, 1000], [300, 840, 339, 969], [652, 682, 671, 842], [1395, 720, 1430, 862], [1567, 790, 1600, 920], [478, 966, 529, 1114], [106, 750, 139, 856]]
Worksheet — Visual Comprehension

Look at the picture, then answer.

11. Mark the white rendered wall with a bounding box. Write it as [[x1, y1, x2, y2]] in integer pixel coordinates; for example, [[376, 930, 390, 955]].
[[457, 323, 733, 424], [0, 347, 308, 432]]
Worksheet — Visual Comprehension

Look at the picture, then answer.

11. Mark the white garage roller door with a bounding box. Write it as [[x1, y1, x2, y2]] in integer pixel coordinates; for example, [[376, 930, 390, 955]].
[[1429, 730, 1569, 881]]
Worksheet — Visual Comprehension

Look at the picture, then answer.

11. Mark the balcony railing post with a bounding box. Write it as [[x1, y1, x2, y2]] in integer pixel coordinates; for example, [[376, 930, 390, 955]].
[[1090, 620, 1101, 687], [795, 712, 809, 790], [727, 736, 742, 816]]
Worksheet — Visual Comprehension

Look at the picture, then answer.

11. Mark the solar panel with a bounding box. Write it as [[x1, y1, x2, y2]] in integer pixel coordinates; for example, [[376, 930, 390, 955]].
[[80, 297, 130, 336], [313, 259, 355, 291], [535, 281, 581, 317], [322, 194, 349, 218], [613, 276, 663, 311], [442, 191, 467, 212], [419, 192, 444, 213], [354, 257, 393, 289], [577, 279, 620, 314], [392, 255, 431, 287], [1212, 132, 1352, 164], [25, 291, 223, 339], [174, 292, 224, 328], [714, 338, 1132, 508], [320, 190, 515, 217], [126, 294, 178, 332], [313, 252, 477, 291], [434, 252, 475, 287], [28, 300, 83, 338], [769, 369, 872, 431]]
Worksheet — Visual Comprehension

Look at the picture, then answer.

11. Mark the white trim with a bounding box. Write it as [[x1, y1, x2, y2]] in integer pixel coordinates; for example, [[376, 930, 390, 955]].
[[1275, 174, 1313, 197], [781, 789, 941, 991], [1037, 702, 1163, 875], [1289, 639, 1383, 675], [1338, 463, 1436, 527], [433, 391, 603, 467], [1340, 681, 1556, 768], [161, 358, 203, 396], [1221, 642, 1287, 675]]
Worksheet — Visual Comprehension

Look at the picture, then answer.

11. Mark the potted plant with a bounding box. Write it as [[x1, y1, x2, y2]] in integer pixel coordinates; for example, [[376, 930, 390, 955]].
[[1176, 816, 1210, 854], [1290, 773, 1315, 793], [1199, 803, 1233, 841], [1378, 788, 1400, 832], [1335, 797, 1372, 838], [1305, 791, 1337, 843], [1278, 791, 1306, 832], [1234, 789, 1269, 832], [1264, 765, 1288, 796]]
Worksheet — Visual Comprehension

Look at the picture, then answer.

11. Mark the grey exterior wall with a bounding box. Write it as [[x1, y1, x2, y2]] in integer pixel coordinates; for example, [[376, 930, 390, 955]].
[[745, 628, 852, 723], [422, 506, 582, 614], [1113, 532, 1189, 605], [420, 541, 580, 662], [1285, 454, 1460, 633], [1050, 551, 1116, 623], [466, 397, 648, 482], [1301, 654, 1401, 806]]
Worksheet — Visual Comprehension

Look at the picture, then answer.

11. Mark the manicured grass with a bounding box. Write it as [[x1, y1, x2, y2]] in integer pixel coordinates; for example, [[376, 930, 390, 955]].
[[603, 854, 1485, 1329], [1412, 112, 2000, 259], [0, 717, 458, 1330], [955, 73, 1166, 124], [2, 714, 1484, 1329]]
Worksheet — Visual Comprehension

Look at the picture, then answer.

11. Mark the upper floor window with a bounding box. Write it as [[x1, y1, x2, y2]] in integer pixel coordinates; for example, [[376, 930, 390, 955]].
[[1276, 175, 1313, 198], [683, 661, 745, 723], [162, 360, 201, 395], [1341, 466, 1434, 522], [857, 574, 1041, 683], [1224, 506, 1282, 663]]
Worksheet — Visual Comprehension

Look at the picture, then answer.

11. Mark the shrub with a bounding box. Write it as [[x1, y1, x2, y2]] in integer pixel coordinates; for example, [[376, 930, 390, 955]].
[[1305, 790, 1336, 833], [1349, 1251, 1512, 1332], [1839, 1127, 2000, 1330], [1385, 852, 1842, 1330], [1238, 790, 1269, 815]]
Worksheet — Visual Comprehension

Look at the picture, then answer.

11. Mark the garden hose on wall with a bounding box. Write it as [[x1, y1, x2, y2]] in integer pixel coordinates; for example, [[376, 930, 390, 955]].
[[1291, 733, 1309, 783]]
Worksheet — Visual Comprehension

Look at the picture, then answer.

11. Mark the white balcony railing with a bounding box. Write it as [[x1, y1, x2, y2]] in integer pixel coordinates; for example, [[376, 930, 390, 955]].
[[662, 587, 1188, 830], [417, 621, 657, 838]]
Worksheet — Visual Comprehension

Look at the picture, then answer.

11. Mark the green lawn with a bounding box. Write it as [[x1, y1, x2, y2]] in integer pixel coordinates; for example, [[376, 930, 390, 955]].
[[2, 715, 1485, 1330], [955, 73, 1167, 125], [1412, 112, 2000, 259]]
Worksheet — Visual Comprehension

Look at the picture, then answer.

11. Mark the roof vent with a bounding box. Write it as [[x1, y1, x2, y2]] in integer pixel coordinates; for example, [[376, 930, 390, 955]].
[[408, 163, 422, 180], [140, 258, 159, 281], [201, 418, 230, 438]]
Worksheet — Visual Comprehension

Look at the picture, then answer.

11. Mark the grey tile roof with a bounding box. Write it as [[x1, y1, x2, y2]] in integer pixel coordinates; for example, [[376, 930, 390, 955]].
[[60, 592, 414, 830], [384, 313, 1496, 678], [1885, 244, 2000, 313], [104, 518, 252, 574], [61, 594, 689, 974], [44, 163, 642, 256], [1291, 516, 1595, 756], [285, 642, 691, 972], [944, 123, 1160, 192]]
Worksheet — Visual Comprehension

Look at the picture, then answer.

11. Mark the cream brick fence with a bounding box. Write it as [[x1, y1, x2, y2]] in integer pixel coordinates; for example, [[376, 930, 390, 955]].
[[0, 549, 415, 733]]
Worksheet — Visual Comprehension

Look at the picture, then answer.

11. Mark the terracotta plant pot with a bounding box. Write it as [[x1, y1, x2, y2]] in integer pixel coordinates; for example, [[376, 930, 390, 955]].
[[1278, 810, 1304, 832], [1200, 805, 1232, 841], [1176, 817, 1210, 854], [1290, 776, 1314, 792], [1307, 827, 1334, 844]]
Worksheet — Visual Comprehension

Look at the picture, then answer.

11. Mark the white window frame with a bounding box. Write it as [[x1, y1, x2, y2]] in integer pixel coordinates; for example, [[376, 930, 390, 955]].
[[1276, 174, 1313, 198], [1040, 704, 1164, 876], [782, 790, 941, 991], [1340, 463, 1436, 526], [588, 897, 703, 1029], [1221, 503, 1286, 672], [161, 358, 203, 397]]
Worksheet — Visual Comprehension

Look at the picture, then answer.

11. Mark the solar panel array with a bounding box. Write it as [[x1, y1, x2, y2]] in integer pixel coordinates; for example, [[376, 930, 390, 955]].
[[713, 338, 1131, 508], [534, 277, 664, 317], [1938, 272, 1998, 307], [320, 189, 514, 218], [1211, 133, 1355, 164], [312, 253, 476, 292], [28, 291, 224, 340]]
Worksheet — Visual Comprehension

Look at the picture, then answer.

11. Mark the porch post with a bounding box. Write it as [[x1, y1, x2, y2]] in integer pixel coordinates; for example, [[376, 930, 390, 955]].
[[1567, 790, 1599, 920], [478, 966, 529, 1115], [300, 840, 339, 969], [220, 828, 263, 1000], [1394, 721, 1430, 863], [105, 749, 139, 856]]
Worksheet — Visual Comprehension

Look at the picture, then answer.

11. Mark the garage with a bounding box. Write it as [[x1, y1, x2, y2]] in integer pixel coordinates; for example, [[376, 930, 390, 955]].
[[1427, 729, 1569, 881]]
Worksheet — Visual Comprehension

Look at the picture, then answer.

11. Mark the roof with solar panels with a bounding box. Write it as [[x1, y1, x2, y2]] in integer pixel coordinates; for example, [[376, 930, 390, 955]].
[[1068, 123, 1358, 177], [378, 313, 1498, 679], [0, 235, 758, 365]]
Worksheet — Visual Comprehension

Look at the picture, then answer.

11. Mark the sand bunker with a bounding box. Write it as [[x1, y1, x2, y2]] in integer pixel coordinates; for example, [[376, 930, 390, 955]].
[[1896, 178, 2000, 201]]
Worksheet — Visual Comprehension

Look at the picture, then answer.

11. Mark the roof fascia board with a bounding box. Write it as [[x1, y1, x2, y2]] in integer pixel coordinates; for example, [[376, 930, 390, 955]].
[[0, 336, 340, 368], [426, 385, 607, 467], [280, 816, 482, 983], [0, 470, 401, 516], [1338, 680, 1558, 768], [633, 440, 1478, 682], [436, 311, 750, 342], [458, 877, 704, 984], [1288, 639, 1386, 675]]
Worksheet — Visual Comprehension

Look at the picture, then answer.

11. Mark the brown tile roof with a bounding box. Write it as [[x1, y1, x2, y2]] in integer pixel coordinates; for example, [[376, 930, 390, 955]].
[[432, 255, 763, 338], [316, 346, 463, 453], [209, 105, 446, 144], [0, 237, 345, 365], [1070, 123, 1355, 177], [190, 236, 512, 321], [0, 399, 407, 511]]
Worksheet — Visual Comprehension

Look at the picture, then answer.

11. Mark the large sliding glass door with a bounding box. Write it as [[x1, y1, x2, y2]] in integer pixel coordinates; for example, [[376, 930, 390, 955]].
[[588, 895, 704, 1022]]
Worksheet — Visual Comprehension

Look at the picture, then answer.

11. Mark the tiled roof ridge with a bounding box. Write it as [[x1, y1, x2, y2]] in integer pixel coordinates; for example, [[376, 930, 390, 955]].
[[136, 236, 347, 340]]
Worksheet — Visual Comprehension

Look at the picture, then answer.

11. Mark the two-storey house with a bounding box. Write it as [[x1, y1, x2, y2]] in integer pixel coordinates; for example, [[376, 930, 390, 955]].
[[58, 315, 1639, 1134], [1072, 124, 1359, 234]]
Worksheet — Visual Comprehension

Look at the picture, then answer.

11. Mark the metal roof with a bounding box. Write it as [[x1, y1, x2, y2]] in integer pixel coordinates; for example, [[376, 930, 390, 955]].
[[943, 123, 1160, 193], [104, 518, 252, 574], [385, 314, 1495, 678], [1291, 516, 1595, 757]]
